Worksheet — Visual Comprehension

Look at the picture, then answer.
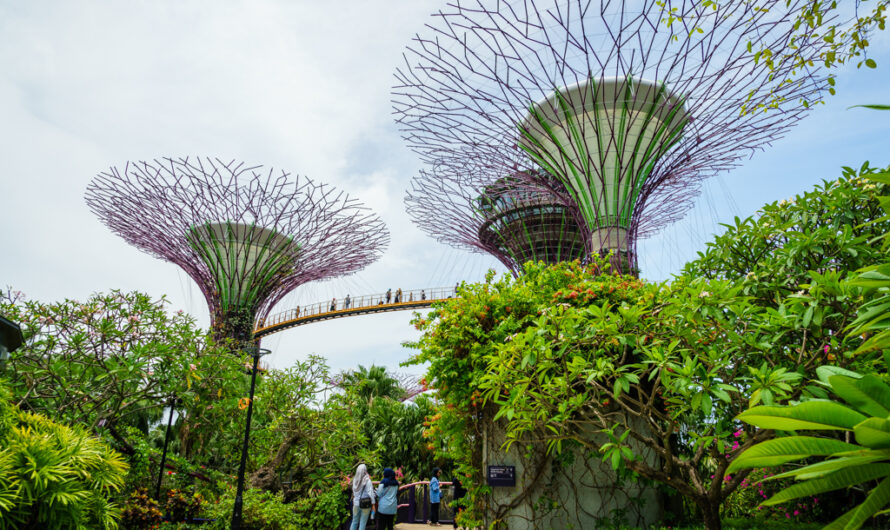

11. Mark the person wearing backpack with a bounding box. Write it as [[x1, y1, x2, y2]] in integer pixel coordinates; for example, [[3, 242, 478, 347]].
[[350, 464, 376, 530], [376, 467, 399, 530]]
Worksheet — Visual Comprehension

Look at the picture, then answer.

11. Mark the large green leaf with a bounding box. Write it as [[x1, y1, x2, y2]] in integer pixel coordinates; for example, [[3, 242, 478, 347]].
[[817, 365, 863, 385], [855, 418, 890, 449], [772, 454, 889, 480], [727, 436, 862, 473], [736, 401, 867, 431], [830, 374, 890, 418], [764, 463, 890, 505], [846, 476, 890, 529], [848, 104, 890, 111]]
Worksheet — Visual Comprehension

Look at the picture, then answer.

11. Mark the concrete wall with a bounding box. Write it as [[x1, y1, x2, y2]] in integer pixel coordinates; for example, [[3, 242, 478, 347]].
[[482, 417, 662, 529]]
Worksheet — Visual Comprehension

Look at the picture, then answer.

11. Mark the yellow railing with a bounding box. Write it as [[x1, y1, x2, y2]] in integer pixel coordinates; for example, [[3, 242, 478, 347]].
[[254, 286, 459, 338]]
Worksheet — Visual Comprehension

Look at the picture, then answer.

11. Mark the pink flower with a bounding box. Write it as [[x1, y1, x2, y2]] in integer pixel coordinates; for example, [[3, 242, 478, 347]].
[[189, 364, 197, 371], [733, 430, 742, 438], [794, 510, 800, 516], [824, 344, 830, 354], [732, 441, 739, 451]]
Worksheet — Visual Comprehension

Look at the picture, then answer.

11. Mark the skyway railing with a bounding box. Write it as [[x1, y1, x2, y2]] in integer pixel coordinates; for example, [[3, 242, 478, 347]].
[[254, 286, 458, 338]]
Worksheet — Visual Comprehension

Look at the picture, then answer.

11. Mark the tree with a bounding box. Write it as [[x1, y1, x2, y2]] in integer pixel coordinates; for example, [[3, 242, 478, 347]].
[[247, 357, 372, 498], [0, 290, 245, 455], [678, 0, 888, 106], [340, 365, 405, 404], [408, 164, 890, 529]]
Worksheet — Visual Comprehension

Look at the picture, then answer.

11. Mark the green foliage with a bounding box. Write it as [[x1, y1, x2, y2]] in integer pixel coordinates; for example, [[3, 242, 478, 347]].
[[338, 364, 439, 479], [164, 487, 204, 523], [341, 364, 405, 402], [670, 1, 888, 106], [364, 393, 437, 480], [246, 356, 374, 498], [120, 488, 164, 529], [291, 485, 349, 530], [0, 389, 128, 529], [731, 367, 890, 529], [684, 163, 890, 377], [205, 487, 301, 530], [0, 290, 244, 440], [408, 261, 772, 525], [409, 164, 890, 527]]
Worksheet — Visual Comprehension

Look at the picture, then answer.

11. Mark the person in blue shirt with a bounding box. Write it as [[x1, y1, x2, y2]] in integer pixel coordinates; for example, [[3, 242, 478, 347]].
[[428, 467, 442, 526], [376, 467, 400, 530]]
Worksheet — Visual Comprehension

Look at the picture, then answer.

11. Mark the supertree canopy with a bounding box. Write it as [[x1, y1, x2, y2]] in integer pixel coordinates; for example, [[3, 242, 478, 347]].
[[86, 157, 389, 345], [406, 166, 589, 275], [394, 0, 829, 274]]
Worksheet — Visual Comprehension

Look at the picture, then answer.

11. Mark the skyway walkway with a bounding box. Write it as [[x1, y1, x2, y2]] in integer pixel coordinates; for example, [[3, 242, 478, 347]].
[[254, 286, 458, 338]]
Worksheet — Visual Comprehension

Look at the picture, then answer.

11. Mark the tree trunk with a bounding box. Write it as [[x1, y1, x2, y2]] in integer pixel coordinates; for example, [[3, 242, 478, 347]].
[[249, 432, 301, 491], [699, 499, 722, 530]]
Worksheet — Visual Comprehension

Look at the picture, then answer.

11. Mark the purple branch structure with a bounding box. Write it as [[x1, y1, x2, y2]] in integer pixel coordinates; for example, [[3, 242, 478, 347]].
[[406, 166, 591, 275], [86, 157, 389, 345], [394, 0, 829, 275]]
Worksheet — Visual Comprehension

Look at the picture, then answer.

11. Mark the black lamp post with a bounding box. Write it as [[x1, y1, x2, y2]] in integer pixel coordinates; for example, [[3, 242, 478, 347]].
[[155, 396, 178, 501], [0, 315, 24, 371], [231, 345, 271, 530]]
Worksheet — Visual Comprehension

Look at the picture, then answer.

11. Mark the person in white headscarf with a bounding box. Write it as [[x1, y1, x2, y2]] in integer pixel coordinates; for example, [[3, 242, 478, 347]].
[[350, 463, 376, 530]]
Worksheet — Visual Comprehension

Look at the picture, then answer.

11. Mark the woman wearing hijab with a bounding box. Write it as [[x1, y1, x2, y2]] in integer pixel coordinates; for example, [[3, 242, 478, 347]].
[[350, 463, 376, 530], [376, 467, 399, 530], [428, 467, 442, 526]]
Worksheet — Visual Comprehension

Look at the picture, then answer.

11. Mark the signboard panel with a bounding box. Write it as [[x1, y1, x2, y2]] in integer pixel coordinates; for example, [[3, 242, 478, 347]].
[[487, 465, 516, 487]]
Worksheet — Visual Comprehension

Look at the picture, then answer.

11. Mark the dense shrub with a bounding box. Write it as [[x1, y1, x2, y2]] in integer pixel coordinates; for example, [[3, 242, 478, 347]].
[[204, 487, 300, 530], [0, 382, 128, 529], [120, 488, 164, 529]]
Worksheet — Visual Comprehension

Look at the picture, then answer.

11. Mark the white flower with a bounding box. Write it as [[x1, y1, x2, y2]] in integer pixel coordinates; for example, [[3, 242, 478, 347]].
[[699, 291, 711, 298]]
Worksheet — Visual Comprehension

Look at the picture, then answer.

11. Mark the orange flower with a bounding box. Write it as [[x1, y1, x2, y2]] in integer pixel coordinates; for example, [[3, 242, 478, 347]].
[[238, 397, 251, 410]]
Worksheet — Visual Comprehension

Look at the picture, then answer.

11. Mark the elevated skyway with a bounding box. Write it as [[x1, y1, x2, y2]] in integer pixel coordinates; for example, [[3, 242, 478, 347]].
[[254, 286, 458, 338]]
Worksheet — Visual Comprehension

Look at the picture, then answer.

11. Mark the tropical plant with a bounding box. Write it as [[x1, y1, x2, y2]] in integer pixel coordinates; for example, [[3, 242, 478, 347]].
[[729, 366, 890, 529], [204, 487, 300, 530], [341, 364, 405, 403], [365, 392, 438, 480], [120, 488, 164, 529], [0, 382, 129, 529], [679, 1, 888, 104], [247, 356, 372, 503]]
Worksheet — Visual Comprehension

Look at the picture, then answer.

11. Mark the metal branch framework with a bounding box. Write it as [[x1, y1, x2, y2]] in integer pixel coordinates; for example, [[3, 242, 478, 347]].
[[86, 157, 390, 344], [406, 166, 591, 275], [395, 0, 829, 274]]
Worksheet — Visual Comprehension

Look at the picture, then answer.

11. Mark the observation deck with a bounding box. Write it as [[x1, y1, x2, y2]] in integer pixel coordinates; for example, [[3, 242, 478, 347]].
[[477, 176, 586, 270]]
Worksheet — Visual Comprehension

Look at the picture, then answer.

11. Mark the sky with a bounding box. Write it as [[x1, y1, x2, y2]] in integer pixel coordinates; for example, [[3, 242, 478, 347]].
[[2, 1, 890, 380]]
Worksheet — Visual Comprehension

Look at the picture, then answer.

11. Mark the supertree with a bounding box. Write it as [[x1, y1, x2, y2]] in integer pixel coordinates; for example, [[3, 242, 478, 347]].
[[406, 166, 590, 275], [85, 157, 389, 346], [394, 0, 830, 275]]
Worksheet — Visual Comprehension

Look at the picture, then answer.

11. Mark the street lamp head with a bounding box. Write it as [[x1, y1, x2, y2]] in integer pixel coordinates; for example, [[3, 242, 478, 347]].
[[0, 315, 24, 369]]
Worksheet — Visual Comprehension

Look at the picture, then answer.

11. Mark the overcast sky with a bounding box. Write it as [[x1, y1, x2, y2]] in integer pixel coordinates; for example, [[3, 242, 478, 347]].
[[2, 1, 890, 379]]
